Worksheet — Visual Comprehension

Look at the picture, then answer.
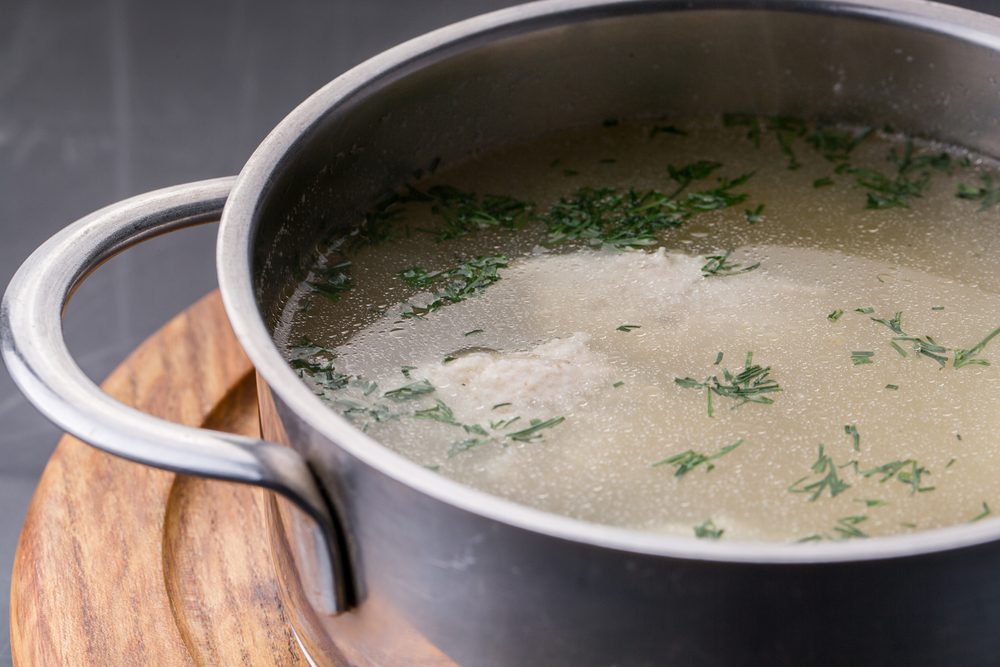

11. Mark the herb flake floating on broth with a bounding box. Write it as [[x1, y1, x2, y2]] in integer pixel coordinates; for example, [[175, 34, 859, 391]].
[[280, 116, 1000, 542]]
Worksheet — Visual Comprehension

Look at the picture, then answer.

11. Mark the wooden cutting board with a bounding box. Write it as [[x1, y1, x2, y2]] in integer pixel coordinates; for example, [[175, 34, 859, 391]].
[[9, 292, 311, 666]]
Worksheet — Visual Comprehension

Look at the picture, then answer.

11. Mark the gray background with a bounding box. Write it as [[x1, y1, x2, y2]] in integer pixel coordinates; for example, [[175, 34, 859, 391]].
[[0, 0, 997, 663]]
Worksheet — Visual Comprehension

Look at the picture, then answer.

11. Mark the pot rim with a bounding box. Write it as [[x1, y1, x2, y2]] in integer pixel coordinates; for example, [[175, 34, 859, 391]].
[[218, 0, 1000, 564]]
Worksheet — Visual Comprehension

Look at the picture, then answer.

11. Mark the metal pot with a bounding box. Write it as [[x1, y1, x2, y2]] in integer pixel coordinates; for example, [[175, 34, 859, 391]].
[[7, 1, 1000, 664]]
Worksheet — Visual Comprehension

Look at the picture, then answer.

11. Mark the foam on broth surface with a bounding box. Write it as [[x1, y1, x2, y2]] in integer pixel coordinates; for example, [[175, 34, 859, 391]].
[[278, 119, 1000, 542]]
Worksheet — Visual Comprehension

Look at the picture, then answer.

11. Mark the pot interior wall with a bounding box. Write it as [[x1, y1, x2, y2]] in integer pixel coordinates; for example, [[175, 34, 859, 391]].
[[250, 3, 1000, 324]]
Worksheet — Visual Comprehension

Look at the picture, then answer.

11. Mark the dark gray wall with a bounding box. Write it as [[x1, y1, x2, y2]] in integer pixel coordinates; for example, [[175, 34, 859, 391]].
[[1, 0, 997, 663]]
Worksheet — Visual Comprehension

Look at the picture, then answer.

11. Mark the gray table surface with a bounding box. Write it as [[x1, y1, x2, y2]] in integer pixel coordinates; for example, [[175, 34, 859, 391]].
[[1, 1, 998, 664]]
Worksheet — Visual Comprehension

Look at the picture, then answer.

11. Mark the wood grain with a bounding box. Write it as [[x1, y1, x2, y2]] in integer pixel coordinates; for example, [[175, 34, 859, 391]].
[[9, 292, 307, 666]]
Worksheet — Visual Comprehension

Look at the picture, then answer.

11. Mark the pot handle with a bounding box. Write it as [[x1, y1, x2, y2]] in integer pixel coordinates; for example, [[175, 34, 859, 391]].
[[1, 177, 352, 614]]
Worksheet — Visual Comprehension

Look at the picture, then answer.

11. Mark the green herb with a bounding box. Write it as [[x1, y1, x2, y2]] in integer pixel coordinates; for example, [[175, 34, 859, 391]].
[[541, 169, 752, 249], [424, 464, 441, 472], [854, 307, 874, 314], [652, 439, 743, 477], [448, 438, 493, 457], [492, 402, 512, 410], [489, 416, 521, 430], [616, 324, 641, 332], [885, 384, 899, 390], [401, 255, 508, 318], [807, 125, 872, 162], [931, 306, 945, 311], [723, 113, 762, 147], [714, 351, 724, 365], [289, 338, 350, 391], [383, 380, 435, 401], [768, 116, 808, 170], [832, 515, 869, 539], [413, 399, 459, 425], [701, 250, 760, 277], [863, 459, 934, 494], [744, 204, 765, 224], [399, 266, 440, 290], [400, 365, 416, 379], [827, 309, 844, 322], [813, 177, 834, 188], [851, 351, 875, 365], [694, 519, 724, 539], [856, 498, 887, 508], [844, 424, 860, 452], [464, 329, 484, 337], [506, 416, 566, 442], [308, 260, 353, 301], [613, 381, 625, 388], [957, 173, 1000, 210], [846, 139, 951, 209], [863, 309, 1000, 369], [946, 458, 957, 468], [667, 160, 723, 196], [953, 325, 1000, 368], [870, 311, 904, 335], [789, 444, 852, 501], [676, 354, 781, 417], [971, 502, 992, 522], [957, 433, 963, 441], [650, 124, 687, 137], [415, 185, 534, 241]]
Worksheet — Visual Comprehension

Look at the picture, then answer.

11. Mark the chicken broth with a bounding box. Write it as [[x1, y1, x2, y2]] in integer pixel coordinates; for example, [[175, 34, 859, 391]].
[[278, 118, 1000, 542]]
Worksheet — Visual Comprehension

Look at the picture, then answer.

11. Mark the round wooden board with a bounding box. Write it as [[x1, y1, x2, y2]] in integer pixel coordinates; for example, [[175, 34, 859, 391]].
[[10, 292, 309, 666]]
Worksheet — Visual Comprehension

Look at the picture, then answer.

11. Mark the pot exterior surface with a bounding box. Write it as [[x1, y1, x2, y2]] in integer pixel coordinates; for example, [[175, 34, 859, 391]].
[[224, 2, 1000, 665]]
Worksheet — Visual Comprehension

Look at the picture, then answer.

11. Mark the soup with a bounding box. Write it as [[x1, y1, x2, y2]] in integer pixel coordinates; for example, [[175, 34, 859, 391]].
[[277, 117, 1000, 542]]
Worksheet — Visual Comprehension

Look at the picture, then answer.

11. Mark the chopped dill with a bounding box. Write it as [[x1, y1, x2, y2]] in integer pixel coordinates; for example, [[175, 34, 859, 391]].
[[383, 380, 435, 401], [506, 416, 565, 442], [889, 341, 908, 357], [694, 519, 724, 539], [723, 113, 762, 147], [931, 306, 945, 311], [863, 459, 934, 494], [714, 351, 724, 365], [744, 204, 765, 224], [401, 255, 508, 318], [828, 309, 844, 322], [413, 399, 459, 425], [854, 307, 875, 314], [971, 502, 992, 522], [851, 351, 875, 365], [650, 124, 687, 137], [464, 329, 484, 336], [308, 260, 353, 302], [813, 177, 834, 188], [613, 381, 625, 388], [856, 498, 887, 508], [675, 353, 781, 417], [616, 324, 641, 332], [652, 439, 743, 477], [845, 424, 860, 452], [956, 173, 1000, 210], [416, 185, 533, 241], [667, 160, 722, 196], [701, 250, 760, 277], [946, 458, 957, 468], [789, 444, 852, 501], [885, 384, 899, 390]]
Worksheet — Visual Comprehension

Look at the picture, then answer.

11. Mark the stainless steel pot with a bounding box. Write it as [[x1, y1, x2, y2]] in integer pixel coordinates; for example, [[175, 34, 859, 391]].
[[7, 1, 1000, 664]]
